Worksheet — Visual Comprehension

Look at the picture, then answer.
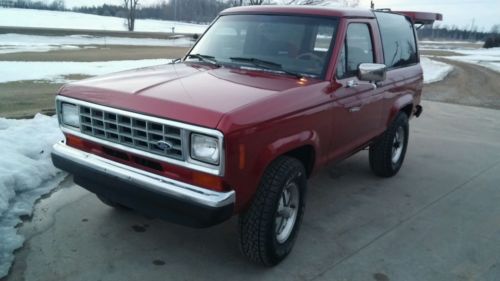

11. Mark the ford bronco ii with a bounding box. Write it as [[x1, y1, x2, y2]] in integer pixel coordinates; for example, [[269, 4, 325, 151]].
[[52, 6, 442, 265]]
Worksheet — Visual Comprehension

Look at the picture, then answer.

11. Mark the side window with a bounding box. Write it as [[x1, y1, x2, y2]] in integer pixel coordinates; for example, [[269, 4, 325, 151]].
[[336, 23, 374, 79], [375, 12, 418, 68]]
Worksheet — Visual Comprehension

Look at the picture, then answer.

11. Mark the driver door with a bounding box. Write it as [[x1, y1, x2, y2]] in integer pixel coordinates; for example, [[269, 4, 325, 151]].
[[330, 21, 385, 159]]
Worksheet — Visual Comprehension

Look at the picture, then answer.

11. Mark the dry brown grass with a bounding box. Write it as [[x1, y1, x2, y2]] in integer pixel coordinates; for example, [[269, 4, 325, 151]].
[[0, 45, 190, 62], [0, 80, 62, 118], [0, 45, 191, 118]]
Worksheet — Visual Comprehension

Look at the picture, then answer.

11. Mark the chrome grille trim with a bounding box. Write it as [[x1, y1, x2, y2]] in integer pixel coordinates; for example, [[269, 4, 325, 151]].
[[79, 105, 185, 160], [56, 96, 225, 176]]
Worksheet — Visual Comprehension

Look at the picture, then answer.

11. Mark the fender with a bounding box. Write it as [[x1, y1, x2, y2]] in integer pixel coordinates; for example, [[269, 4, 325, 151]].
[[253, 130, 319, 181], [386, 94, 414, 126]]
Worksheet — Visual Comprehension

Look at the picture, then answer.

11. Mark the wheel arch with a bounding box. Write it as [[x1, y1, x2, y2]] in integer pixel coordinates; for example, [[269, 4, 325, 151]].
[[283, 145, 316, 178], [386, 94, 414, 126], [253, 131, 319, 181]]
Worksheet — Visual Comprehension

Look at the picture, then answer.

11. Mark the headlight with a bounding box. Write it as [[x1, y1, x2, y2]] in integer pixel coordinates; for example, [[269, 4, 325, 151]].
[[191, 133, 220, 165], [61, 103, 80, 128]]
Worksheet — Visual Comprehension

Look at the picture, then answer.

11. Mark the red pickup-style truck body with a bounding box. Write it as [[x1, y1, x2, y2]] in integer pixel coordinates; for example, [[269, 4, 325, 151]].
[[52, 6, 441, 265]]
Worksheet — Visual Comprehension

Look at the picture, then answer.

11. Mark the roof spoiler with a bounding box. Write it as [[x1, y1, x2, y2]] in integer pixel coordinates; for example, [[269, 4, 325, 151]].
[[392, 11, 443, 25]]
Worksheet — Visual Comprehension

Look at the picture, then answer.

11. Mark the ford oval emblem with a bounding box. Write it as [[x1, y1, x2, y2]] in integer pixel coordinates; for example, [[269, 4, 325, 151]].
[[156, 140, 174, 150]]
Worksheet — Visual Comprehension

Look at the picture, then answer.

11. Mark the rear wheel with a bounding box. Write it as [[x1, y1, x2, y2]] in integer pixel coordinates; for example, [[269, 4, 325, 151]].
[[239, 156, 307, 266], [369, 112, 409, 177]]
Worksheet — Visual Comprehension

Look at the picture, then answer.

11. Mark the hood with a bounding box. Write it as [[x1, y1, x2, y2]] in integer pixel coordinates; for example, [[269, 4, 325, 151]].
[[60, 63, 314, 129]]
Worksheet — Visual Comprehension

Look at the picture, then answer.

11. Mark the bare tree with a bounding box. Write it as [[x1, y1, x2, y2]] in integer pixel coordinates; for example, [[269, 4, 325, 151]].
[[490, 24, 500, 34], [123, 0, 139, 31]]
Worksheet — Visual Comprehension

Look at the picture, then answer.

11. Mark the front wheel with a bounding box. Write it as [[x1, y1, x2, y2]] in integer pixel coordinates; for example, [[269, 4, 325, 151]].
[[369, 112, 409, 177], [239, 156, 307, 266]]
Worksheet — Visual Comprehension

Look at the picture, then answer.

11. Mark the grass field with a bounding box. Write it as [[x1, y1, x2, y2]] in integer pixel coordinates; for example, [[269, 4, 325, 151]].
[[0, 43, 190, 118], [0, 46, 190, 62], [0, 80, 63, 118]]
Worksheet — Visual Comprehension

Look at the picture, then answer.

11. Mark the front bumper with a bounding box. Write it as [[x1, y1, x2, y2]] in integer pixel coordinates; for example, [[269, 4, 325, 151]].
[[51, 141, 235, 228]]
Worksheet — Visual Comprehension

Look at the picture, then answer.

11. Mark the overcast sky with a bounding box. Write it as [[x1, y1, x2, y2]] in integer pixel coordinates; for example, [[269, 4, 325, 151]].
[[61, 0, 499, 31]]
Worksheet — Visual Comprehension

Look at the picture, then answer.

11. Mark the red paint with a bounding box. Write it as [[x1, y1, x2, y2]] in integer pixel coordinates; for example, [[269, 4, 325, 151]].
[[59, 6, 429, 212], [394, 11, 443, 24]]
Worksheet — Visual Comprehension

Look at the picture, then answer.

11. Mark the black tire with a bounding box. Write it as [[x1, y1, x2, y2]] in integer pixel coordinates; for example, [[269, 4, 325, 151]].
[[239, 156, 307, 266], [96, 194, 129, 210], [369, 112, 409, 177]]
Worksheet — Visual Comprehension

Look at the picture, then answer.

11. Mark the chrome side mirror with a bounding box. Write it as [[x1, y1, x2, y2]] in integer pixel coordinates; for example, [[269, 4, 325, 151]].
[[358, 63, 386, 82]]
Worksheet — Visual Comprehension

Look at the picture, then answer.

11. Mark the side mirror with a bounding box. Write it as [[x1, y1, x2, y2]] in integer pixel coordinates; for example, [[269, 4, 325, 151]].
[[358, 63, 387, 82]]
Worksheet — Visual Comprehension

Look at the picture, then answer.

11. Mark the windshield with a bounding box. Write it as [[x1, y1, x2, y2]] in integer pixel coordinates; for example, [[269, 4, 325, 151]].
[[188, 14, 339, 78]]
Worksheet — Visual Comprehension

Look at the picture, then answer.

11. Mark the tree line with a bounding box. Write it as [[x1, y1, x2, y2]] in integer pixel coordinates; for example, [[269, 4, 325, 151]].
[[3, 0, 499, 47], [417, 24, 500, 48], [1, 0, 65, 10]]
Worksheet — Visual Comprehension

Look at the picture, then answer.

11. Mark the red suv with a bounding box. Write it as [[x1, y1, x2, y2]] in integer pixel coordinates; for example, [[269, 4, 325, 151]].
[[52, 6, 442, 265]]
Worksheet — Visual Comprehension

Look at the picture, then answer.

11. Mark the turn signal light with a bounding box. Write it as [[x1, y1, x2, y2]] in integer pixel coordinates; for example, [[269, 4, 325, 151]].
[[192, 172, 224, 192]]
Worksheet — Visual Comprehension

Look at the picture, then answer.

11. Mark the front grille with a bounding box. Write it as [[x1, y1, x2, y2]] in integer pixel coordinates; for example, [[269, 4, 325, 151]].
[[78, 105, 184, 160]]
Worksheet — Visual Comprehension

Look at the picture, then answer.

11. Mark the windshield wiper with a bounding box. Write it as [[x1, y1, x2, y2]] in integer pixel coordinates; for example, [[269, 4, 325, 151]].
[[185, 53, 220, 67], [229, 57, 303, 79], [170, 58, 181, 64]]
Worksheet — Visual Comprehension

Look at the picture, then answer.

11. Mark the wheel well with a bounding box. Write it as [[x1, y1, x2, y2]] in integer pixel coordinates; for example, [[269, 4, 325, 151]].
[[284, 145, 315, 178], [401, 104, 413, 117]]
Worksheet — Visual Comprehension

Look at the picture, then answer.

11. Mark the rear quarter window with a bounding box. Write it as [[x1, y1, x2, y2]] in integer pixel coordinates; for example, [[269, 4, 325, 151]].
[[375, 12, 418, 68]]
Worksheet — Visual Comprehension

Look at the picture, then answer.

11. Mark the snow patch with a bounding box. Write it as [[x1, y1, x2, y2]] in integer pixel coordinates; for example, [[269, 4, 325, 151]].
[[0, 114, 65, 278], [446, 47, 500, 73], [0, 59, 171, 83], [421, 57, 454, 84], [0, 33, 195, 54], [0, 8, 207, 34]]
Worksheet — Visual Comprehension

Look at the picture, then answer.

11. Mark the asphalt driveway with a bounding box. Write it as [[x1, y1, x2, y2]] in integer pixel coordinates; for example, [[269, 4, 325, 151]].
[[6, 101, 500, 281]]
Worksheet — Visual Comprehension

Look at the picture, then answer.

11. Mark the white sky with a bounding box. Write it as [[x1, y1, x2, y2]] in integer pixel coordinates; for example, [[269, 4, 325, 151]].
[[60, 0, 499, 30]]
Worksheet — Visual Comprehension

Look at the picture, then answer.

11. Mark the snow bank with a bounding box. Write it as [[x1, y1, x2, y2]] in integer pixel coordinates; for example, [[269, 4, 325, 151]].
[[0, 8, 207, 34], [421, 57, 454, 84], [452, 47, 500, 56], [0, 114, 65, 278], [419, 40, 484, 45], [0, 33, 195, 54], [445, 47, 500, 73], [0, 59, 170, 83]]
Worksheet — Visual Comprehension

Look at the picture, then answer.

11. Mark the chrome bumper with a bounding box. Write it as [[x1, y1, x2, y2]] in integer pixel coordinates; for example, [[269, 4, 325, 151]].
[[52, 141, 235, 208]]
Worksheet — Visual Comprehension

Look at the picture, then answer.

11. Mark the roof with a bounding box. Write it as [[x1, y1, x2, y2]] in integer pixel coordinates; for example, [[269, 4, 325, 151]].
[[220, 5, 375, 19]]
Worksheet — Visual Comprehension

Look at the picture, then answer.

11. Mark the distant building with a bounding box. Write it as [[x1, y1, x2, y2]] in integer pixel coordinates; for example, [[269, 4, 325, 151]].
[[0, 0, 15, 8]]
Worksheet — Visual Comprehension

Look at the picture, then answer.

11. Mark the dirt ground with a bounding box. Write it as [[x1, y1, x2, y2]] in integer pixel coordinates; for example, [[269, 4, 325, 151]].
[[0, 45, 190, 62], [422, 57, 500, 110], [0, 46, 190, 118]]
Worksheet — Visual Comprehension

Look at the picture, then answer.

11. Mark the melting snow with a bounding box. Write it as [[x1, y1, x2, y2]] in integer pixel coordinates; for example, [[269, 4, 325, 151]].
[[0, 114, 65, 278], [0, 33, 195, 54], [0, 8, 207, 34], [0, 59, 171, 83], [421, 57, 454, 84], [446, 47, 500, 73]]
